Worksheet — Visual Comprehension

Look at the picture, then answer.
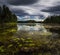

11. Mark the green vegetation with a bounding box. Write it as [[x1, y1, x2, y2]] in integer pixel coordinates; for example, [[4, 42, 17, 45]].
[[0, 25, 60, 55], [0, 5, 17, 23], [0, 34, 60, 55], [44, 15, 60, 23]]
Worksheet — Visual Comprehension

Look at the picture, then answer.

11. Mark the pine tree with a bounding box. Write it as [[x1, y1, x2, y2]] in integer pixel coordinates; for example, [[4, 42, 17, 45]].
[[0, 5, 17, 23]]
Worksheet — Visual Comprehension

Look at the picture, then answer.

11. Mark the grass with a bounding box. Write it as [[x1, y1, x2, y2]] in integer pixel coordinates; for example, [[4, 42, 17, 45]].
[[0, 36, 60, 55]]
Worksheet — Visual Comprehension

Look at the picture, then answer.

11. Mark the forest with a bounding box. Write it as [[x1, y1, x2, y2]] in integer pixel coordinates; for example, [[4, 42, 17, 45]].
[[44, 15, 60, 23], [0, 5, 17, 23]]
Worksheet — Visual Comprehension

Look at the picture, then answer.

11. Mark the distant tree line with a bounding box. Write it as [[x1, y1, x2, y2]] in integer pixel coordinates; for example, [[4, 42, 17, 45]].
[[18, 20, 42, 23], [0, 5, 17, 23], [44, 15, 60, 23]]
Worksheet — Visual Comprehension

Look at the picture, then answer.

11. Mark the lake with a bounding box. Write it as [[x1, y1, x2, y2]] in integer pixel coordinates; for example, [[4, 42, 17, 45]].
[[0, 23, 60, 55]]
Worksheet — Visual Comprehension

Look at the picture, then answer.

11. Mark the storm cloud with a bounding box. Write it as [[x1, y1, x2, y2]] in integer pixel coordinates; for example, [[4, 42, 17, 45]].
[[41, 5, 60, 15], [7, 0, 38, 5], [11, 9, 29, 15], [42, 6, 60, 12]]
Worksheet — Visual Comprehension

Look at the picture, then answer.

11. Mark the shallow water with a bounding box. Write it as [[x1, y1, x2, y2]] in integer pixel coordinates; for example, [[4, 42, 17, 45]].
[[0, 23, 60, 55]]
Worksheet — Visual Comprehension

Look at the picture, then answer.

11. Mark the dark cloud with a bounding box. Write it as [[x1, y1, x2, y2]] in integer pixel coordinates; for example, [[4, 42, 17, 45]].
[[0, 0, 7, 6], [42, 5, 60, 12], [41, 5, 60, 15], [11, 9, 29, 15], [7, 0, 38, 5]]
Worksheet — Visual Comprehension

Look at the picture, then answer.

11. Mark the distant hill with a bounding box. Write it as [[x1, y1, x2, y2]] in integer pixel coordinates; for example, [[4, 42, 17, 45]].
[[18, 20, 42, 23]]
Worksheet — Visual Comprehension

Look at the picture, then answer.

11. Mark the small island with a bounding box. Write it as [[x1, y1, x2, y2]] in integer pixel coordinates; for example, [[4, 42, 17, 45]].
[[18, 20, 43, 23]]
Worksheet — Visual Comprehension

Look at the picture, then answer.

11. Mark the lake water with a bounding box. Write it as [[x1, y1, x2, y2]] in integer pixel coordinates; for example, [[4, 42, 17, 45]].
[[0, 23, 60, 55]]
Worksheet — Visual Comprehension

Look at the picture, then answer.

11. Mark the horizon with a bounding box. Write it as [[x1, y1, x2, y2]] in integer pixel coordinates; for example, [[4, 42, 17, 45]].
[[17, 15, 45, 21]]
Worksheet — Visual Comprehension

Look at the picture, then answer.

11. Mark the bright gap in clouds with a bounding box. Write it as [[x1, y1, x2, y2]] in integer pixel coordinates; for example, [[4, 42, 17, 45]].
[[17, 15, 45, 21]]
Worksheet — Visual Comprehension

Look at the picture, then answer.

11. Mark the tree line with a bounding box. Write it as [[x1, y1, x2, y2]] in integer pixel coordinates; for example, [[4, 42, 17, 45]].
[[0, 5, 17, 23], [44, 15, 60, 23]]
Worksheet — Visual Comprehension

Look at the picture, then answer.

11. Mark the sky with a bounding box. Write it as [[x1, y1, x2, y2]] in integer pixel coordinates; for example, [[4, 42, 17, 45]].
[[0, 0, 60, 21]]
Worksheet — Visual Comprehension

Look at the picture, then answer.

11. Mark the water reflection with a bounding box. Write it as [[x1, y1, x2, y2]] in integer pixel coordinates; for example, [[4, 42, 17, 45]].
[[17, 23, 46, 31], [17, 23, 52, 36]]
